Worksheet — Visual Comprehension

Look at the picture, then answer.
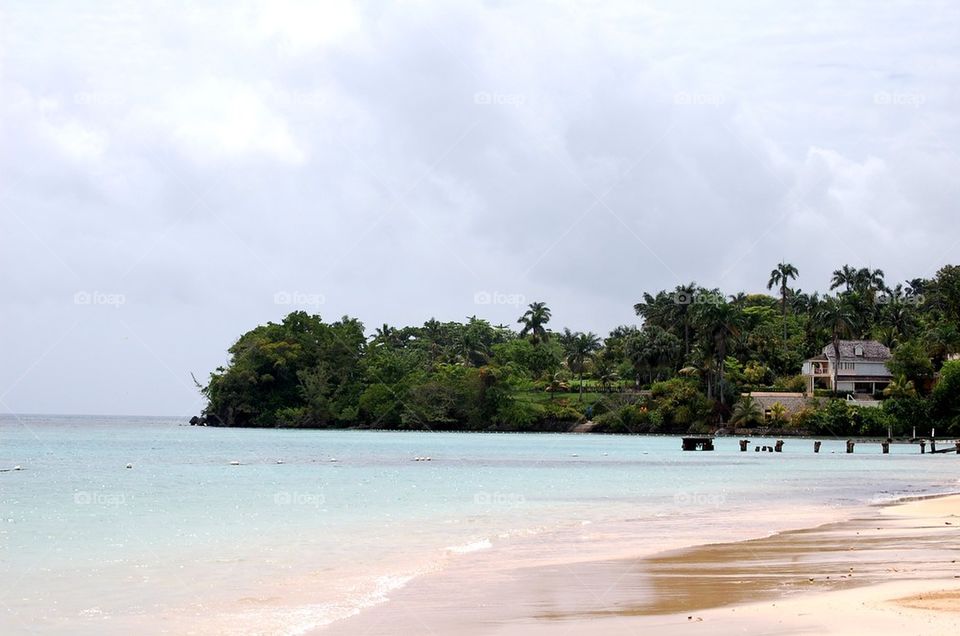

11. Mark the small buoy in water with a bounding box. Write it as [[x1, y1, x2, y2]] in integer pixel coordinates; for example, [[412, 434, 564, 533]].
[[13, 465, 22, 471], [413, 457, 422, 461], [276, 459, 284, 464], [570, 454, 579, 457], [425, 457, 432, 461], [125, 463, 133, 469], [229, 460, 240, 466], [329, 458, 338, 462]]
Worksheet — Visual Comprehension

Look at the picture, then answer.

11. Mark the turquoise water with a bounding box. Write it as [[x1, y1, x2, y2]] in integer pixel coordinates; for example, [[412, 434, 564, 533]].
[[1, 415, 957, 634]]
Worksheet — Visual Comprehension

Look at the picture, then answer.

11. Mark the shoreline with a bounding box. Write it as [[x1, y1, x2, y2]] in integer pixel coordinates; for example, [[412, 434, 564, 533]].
[[317, 491, 960, 635]]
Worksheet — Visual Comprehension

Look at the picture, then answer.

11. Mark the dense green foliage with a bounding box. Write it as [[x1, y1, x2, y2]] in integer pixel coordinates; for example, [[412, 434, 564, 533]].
[[202, 264, 960, 436]]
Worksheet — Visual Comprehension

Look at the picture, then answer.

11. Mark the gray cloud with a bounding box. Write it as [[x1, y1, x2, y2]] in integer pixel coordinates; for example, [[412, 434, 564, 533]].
[[1, 0, 958, 414]]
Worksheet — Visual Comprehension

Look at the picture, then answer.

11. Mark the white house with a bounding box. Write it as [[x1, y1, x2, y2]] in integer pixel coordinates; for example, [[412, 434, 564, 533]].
[[801, 340, 893, 395]]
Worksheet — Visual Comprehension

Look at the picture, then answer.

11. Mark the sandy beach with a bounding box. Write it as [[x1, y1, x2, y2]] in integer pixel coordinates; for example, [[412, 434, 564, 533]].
[[321, 494, 960, 635]]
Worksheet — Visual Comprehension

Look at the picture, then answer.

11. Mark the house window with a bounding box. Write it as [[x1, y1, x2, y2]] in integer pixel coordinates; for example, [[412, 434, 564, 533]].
[[854, 345, 864, 356]]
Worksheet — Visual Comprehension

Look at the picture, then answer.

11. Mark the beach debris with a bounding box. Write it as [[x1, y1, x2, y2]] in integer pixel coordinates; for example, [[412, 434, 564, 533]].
[[681, 437, 714, 451]]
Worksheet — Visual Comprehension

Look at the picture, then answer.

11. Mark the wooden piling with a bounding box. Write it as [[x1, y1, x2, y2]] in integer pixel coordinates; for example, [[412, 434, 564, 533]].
[[814, 441, 822, 453], [739, 439, 749, 452], [881, 440, 890, 454], [920, 440, 926, 454], [846, 440, 855, 454], [774, 440, 784, 453]]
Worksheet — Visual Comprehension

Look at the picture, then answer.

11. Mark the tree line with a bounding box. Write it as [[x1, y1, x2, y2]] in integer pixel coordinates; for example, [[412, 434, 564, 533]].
[[199, 264, 960, 436]]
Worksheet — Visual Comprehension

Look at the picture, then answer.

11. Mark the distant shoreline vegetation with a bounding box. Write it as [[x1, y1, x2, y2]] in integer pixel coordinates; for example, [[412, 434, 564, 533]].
[[197, 264, 960, 437]]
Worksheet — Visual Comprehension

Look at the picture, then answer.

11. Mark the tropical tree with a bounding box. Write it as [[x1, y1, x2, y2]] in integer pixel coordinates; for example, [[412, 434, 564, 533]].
[[634, 282, 697, 357], [830, 265, 859, 292], [730, 395, 763, 427], [518, 302, 552, 345], [769, 402, 788, 426], [883, 375, 917, 400], [767, 262, 799, 351], [692, 296, 744, 406], [563, 331, 602, 400], [815, 296, 856, 394]]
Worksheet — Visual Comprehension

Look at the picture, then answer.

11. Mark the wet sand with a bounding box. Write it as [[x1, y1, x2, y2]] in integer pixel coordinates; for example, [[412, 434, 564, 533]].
[[319, 494, 960, 635]]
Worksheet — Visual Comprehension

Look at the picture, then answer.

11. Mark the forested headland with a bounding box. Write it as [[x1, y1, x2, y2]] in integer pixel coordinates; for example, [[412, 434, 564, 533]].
[[197, 264, 960, 437]]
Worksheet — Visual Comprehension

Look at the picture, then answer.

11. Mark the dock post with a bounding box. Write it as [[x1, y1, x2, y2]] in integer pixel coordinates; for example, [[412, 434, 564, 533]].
[[774, 440, 784, 452], [814, 441, 822, 453], [881, 440, 890, 454], [846, 440, 855, 454], [739, 439, 749, 452]]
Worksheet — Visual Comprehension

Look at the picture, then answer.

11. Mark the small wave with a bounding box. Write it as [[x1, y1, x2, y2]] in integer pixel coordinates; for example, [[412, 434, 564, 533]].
[[446, 539, 492, 554]]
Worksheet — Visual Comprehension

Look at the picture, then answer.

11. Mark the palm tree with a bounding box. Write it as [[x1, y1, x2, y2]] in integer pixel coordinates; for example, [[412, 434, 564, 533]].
[[830, 265, 858, 292], [769, 402, 788, 426], [518, 302, 551, 345], [883, 375, 917, 399], [767, 262, 799, 351], [730, 396, 763, 427], [634, 282, 697, 357], [692, 297, 744, 406], [564, 331, 601, 400], [815, 296, 855, 394]]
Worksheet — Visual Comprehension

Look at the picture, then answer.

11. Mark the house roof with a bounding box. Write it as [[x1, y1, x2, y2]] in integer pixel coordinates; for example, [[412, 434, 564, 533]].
[[821, 340, 891, 361]]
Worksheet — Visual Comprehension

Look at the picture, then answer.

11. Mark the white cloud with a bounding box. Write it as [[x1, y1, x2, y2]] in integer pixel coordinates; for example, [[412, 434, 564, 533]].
[[1, 0, 958, 414]]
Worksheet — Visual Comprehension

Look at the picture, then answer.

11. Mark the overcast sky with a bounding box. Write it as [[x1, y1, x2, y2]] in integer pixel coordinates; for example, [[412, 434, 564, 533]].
[[1, 0, 958, 416]]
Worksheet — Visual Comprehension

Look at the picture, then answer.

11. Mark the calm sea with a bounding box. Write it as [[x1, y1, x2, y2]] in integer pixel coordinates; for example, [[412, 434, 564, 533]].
[[1, 414, 957, 634]]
